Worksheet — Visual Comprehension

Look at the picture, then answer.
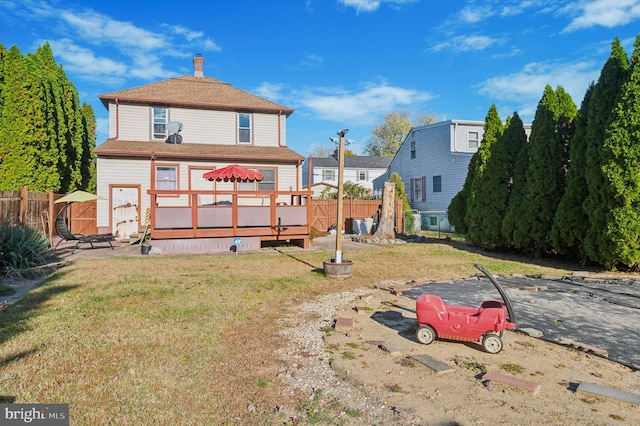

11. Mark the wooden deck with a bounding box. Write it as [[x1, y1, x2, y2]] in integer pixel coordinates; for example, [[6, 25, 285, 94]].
[[147, 190, 312, 248]]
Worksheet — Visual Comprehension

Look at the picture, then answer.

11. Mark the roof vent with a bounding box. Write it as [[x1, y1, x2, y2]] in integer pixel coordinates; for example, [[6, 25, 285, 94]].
[[165, 121, 183, 144]]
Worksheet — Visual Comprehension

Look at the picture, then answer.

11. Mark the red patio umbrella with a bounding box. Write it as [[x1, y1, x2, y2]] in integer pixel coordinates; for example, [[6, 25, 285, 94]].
[[203, 164, 264, 182]]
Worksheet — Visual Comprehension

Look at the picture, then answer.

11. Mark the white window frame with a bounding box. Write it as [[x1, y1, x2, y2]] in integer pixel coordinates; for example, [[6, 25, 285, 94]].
[[322, 169, 336, 181], [152, 107, 168, 140], [156, 165, 178, 191], [357, 170, 368, 181], [238, 113, 252, 144], [468, 131, 479, 150], [410, 140, 416, 159]]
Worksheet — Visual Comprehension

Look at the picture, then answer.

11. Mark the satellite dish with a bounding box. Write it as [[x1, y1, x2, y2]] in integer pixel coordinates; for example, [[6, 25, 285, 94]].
[[166, 134, 182, 144], [167, 121, 183, 134]]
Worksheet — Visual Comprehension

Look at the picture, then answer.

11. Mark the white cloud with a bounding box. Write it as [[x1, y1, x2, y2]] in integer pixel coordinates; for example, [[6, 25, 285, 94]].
[[46, 39, 128, 83], [288, 80, 433, 125], [562, 0, 640, 32], [340, 0, 416, 13], [460, 5, 495, 23], [476, 60, 600, 120], [429, 34, 502, 53], [287, 54, 324, 71], [60, 10, 168, 50]]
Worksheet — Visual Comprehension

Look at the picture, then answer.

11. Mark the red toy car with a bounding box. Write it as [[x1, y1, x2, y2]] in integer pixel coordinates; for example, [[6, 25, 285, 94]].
[[415, 264, 516, 353]]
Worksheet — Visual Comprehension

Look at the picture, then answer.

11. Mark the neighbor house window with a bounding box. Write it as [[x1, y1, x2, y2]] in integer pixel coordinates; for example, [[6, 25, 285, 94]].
[[322, 169, 336, 181], [413, 177, 423, 202], [410, 140, 416, 159], [156, 165, 177, 190], [433, 175, 442, 193], [358, 170, 368, 181], [468, 131, 479, 149], [238, 113, 252, 144], [153, 107, 168, 139]]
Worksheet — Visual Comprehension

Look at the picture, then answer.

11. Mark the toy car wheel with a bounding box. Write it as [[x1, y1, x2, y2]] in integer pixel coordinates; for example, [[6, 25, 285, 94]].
[[482, 334, 503, 354], [416, 325, 436, 345]]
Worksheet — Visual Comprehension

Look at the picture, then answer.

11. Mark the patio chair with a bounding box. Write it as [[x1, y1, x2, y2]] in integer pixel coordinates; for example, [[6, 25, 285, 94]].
[[54, 217, 115, 254]]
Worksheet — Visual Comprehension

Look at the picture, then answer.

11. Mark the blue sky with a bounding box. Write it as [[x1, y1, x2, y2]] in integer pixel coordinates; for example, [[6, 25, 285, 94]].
[[1, 0, 639, 156]]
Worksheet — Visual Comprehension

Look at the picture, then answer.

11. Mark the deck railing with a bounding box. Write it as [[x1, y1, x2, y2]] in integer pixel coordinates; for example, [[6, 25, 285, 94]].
[[147, 189, 312, 242]]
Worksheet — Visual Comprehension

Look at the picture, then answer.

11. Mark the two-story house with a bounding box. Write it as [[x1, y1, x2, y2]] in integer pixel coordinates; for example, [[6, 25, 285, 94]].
[[94, 55, 309, 253], [373, 119, 531, 231], [302, 154, 392, 198]]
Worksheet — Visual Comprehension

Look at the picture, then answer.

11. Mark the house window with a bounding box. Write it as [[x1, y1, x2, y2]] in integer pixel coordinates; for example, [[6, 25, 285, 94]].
[[153, 107, 167, 139], [238, 113, 252, 144], [322, 169, 336, 181], [433, 175, 442, 193], [257, 169, 276, 191], [357, 170, 368, 181], [156, 165, 177, 190], [468, 131, 479, 149], [413, 178, 423, 202], [238, 168, 276, 191], [410, 140, 416, 159]]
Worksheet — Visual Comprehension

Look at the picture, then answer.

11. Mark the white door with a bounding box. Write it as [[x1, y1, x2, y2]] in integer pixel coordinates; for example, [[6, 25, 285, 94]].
[[111, 186, 140, 239]]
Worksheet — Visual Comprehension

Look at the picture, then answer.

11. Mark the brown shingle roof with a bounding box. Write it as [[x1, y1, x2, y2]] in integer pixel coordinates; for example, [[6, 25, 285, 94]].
[[98, 75, 294, 115], [95, 140, 304, 164]]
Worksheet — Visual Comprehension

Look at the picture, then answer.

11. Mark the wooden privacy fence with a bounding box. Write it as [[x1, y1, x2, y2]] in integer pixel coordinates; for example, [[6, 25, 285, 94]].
[[310, 199, 404, 233], [0, 187, 98, 243]]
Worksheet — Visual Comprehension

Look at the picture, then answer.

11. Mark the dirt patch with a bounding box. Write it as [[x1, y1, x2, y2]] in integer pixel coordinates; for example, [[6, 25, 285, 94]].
[[279, 287, 640, 425]]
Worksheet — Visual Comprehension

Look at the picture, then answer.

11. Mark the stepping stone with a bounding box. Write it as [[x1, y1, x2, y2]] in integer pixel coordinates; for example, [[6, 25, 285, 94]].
[[334, 317, 353, 331], [482, 372, 541, 394], [576, 382, 640, 405], [411, 354, 455, 374], [379, 342, 401, 355]]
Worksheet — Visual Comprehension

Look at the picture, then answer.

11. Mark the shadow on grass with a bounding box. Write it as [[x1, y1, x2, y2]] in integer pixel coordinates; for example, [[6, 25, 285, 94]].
[[0, 270, 78, 351]]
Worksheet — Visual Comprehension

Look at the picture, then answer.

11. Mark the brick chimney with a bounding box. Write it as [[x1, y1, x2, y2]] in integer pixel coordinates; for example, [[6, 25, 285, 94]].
[[193, 53, 204, 77]]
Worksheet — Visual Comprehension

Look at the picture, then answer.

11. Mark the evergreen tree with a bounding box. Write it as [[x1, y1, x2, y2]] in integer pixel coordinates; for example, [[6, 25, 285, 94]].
[[449, 104, 502, 235], [551, 84, 594, 260], [0, 45, 41, 191], [583, 37, 630, 265], [510, 85, 576, 255], [0, 42, 96, 192], [597, 34, 640, 269], [387, 172, 410, 211], [462, 105, 505, 246], [447, 154, 475, 235]]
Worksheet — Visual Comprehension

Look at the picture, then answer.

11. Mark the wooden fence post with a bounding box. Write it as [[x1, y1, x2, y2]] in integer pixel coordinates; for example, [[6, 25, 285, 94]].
[[20, 186, 29, 226]]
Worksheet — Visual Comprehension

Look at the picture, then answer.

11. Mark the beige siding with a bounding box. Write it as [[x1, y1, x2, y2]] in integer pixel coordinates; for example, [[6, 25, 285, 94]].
[[253, 113, 279, 147], [110, 104, 286, 147], [170, 109, 236, 144], [118, 104, 152, 141]]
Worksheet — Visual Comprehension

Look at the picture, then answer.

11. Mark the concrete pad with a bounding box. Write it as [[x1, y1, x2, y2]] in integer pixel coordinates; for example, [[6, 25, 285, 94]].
[[576, 382, 640, 405], [518, 328, 544, 338], [379, 342, 401, 355], [334, 317, 353, 331], [483, 372, 541, 394], [411, 354, 455, 374]]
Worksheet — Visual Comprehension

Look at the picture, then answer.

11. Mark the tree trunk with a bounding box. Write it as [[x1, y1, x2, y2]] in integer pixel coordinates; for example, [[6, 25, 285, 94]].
[[373, 182, 396, 239]]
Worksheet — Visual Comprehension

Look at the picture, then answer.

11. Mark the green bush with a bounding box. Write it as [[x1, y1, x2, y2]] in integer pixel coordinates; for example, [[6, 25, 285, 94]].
[[0, 220, 53, 277], [403, 210, 416, 234]]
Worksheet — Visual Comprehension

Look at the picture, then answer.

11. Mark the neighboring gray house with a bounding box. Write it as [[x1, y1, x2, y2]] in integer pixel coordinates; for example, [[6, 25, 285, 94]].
[[373, 119, 531, 231], [303, 155, 392, 198]]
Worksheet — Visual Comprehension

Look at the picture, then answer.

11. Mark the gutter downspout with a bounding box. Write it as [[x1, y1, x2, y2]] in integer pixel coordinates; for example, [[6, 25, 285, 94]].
[[106, 98, 119, 140], [278, 110, 284, 147]]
